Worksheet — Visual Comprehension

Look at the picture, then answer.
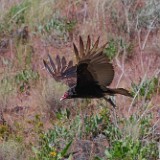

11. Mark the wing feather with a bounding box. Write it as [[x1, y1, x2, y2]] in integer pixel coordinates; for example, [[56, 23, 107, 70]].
[[90, 36, 100, 54], [43, 54, 75, 87], [61, 56, 67, 72], [68, 60, 73, 68], [43, 60, 55, 77], [73, 43, 80, 61], [56, 55, 61, 72], [79, 36, 85, 58], [48, 54, 56, 73], [74, 36, 114, 87], [85, 35, 91, 55]]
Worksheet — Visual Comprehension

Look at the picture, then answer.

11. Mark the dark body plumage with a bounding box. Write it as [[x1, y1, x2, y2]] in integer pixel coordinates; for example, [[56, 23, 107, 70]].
[[43, 36, 132, 106]]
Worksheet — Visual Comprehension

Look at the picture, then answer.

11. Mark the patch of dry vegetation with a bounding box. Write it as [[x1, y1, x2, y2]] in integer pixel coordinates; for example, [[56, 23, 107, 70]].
[[0, 0, 160, 159]]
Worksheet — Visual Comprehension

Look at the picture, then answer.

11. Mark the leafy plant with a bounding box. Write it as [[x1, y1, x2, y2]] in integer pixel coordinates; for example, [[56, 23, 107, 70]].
[[15, 69, 39, 84], [0, 0, 31, 34], [83, 114, 103, 137], [15, 69, 39, 92], [0, 124, 10, 140], [38, 16, 76, 37], [104, 39, 118, 60], [7, 0, 31, 25], [32, 126, 73, 160], [105, 136, 158, 160], [0, 76, 14, 95], [131, 77, 159, 99], [102, 113, 159, 160]]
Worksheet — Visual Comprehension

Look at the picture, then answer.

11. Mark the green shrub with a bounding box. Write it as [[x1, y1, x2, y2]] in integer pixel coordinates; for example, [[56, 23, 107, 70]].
[[131, 77, 159, 99], [103, 113, 159, 160], [105, 136, 158, 160], [104, 39, 118, 60]]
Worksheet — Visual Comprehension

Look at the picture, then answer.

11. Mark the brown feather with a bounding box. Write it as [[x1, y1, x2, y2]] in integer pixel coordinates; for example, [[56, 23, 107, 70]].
[[90, 36, 100, 54], [105, 88, 133, 97], [62, 56, 66, 67], [68, 60, 73, 68], [43, 60, 55, 77], [79, 36, 85, 58], [61, 56, 67, 72], [88, 62, 114, 86], [56, 55, 61, 72], [95, 42, 108, 55], [85, 35, 91, 55], [48, 54, 56, 73], [73, 43, 80, 62]]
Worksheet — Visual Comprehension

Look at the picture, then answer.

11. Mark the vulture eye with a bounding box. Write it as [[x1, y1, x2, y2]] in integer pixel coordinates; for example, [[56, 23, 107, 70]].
[[60, 92, 69, 101]]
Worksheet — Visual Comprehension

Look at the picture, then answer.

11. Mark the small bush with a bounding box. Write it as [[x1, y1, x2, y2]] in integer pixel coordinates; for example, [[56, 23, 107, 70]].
[[104, 39, 118, 60], [103, 113, 159, 160], [131, 77, 159, 99]]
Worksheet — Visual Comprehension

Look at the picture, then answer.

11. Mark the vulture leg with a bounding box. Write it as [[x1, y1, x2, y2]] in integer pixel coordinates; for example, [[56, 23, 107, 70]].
[[103, 97, 116, 108], [104, 97, 119, 128]]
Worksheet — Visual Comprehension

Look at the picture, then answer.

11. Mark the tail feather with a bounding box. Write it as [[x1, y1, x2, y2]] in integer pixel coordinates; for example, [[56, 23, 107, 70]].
[[105, 88, 133, 97]]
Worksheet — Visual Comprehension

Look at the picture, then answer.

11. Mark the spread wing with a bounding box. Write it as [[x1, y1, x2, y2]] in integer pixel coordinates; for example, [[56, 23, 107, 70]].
[[43, 54, 76, 87], [43, 36, 114, 88], [74, 36, 114, 87]]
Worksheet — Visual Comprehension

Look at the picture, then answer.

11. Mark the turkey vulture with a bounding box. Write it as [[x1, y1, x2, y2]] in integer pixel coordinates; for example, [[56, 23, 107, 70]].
[[43, 36, 132, 107]]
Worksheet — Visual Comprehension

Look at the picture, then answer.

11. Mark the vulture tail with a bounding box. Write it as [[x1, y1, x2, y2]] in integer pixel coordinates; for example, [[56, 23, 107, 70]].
[[104, 88, 133, 97]]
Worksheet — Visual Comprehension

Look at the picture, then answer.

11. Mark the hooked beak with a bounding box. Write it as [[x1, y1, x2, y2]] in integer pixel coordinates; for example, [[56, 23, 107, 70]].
[[60, 92, 68, 101]]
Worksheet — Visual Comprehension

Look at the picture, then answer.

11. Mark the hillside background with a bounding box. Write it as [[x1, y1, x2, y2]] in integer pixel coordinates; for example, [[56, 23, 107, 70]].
[[0, 0, 160, 159]]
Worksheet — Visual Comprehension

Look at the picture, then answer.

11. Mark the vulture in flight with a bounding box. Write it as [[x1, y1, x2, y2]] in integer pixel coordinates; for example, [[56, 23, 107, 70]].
[[43, 36, 132, 107]]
